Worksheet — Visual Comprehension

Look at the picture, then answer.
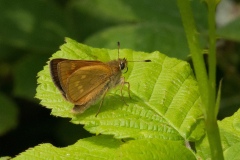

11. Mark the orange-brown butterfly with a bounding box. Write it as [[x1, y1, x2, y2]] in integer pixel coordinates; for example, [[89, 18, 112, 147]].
[[50, 42, 151, 117]]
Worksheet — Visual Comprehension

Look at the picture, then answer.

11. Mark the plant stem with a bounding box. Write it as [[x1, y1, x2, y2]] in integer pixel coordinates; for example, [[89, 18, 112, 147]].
[[176, 0, 209, 115], [206, 0, 224, 159], [177, 0, 224, 159]]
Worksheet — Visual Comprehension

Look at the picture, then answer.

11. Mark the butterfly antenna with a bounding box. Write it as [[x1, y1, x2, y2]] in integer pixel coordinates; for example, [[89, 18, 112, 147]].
[[117, 42, 151, 62], [128, 59, 152, 62], [117, 41, 120, 59]]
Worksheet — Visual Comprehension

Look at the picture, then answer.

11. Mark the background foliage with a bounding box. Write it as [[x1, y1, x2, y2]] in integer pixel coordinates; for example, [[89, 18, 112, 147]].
[[0, 0, 240, 158]]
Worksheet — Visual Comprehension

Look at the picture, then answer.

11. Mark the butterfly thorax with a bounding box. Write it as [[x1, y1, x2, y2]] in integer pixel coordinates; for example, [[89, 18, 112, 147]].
[[106, 58, 127, 87]]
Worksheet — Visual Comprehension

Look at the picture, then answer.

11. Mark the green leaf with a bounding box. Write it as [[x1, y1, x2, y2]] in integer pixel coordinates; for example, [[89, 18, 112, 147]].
[[13, 135, 122, 160], [224, 142, 240, 160], [0, 0, 68, 51], [13, 53, 50, 100], [69, 0, 207, 27], [13, 135, 196, 159], [0, 157, 12, 160], [196, 108, 240, 159], [85, 23, 189, 59], [0, 92, 18, 136], [115, 139, 196, 160], [217, 17, 240, 42], [68, 0, 207, 59], [36, 38, 204, 142], [70, 0, 181, 23]]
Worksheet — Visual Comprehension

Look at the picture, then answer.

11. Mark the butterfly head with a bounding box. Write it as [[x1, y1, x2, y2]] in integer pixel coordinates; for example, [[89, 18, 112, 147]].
[[119, 58, 128, 73]]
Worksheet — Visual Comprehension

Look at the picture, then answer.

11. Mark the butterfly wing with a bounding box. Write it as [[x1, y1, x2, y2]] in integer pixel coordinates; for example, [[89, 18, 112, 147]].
[[50, 59, 68, 97], [65, 64, 113, 105], [51, 59, 102, 90]]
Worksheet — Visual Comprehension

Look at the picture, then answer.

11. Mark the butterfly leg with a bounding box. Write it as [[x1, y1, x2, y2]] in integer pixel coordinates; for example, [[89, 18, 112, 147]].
[[95, 87, 109, 117], [119, 77, 131, 106], [125, 81, 131, 99], [120, 77, 131, 98]]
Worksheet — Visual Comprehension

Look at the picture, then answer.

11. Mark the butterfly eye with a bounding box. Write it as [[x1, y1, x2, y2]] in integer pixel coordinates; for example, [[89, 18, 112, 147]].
[[119, 61, 125, 70]]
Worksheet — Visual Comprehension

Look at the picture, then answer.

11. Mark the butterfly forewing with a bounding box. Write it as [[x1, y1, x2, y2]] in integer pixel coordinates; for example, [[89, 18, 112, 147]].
[[66, 64, 112, 104], [50, 59, 68, 97], [57, 60, 103, 92]]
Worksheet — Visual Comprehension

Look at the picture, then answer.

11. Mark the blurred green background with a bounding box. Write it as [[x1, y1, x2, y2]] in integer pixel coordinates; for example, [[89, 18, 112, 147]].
[[0, 0, 240, 157]]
